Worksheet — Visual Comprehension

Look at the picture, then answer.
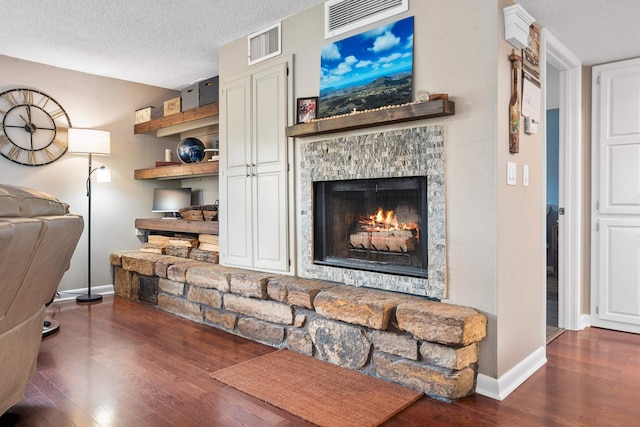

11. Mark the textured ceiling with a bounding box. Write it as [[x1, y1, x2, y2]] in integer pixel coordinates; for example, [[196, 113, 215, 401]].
[[515, 0, 640, 66], [0, 0, 325, 90], [1, 1, 638, 90]]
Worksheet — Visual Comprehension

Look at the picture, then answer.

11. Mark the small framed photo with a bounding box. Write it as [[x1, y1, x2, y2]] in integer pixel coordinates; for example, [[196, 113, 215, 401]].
[[297, 97, 319, 123]]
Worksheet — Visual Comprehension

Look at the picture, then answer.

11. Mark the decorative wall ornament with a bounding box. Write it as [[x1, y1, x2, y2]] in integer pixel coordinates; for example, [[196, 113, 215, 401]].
[[319, 16, 414, 119], [0, 88, 71, 166], [509, 50, 522, 153]]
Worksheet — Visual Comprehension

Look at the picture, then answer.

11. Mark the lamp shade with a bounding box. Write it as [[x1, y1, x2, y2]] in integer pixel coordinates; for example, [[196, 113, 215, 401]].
[[68, 128, 111, 155]]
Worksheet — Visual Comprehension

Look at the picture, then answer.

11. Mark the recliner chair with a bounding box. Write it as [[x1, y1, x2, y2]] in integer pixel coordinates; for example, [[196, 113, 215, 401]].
[[0, 185, 83, 415]]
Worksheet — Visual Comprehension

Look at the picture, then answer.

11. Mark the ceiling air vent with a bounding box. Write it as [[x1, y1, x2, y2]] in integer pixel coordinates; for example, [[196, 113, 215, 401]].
[[325, 0, 408, 39], [248, 22, 281, 66]]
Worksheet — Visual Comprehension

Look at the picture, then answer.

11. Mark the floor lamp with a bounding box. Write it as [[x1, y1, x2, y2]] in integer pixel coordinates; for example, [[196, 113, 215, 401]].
[[68, 128, 111, 303]]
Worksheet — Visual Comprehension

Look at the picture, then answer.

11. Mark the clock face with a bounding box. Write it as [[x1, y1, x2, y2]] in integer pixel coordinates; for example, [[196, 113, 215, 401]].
[[0, 88, 72, 166]]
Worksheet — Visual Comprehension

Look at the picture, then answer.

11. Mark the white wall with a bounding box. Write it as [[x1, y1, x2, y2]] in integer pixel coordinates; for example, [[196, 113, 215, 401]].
[[0, 55, 180, 292], [219, 0, 546, 380]]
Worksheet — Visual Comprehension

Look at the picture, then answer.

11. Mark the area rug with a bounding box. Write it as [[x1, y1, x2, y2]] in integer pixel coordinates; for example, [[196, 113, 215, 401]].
[[210, 349, 423, 427]]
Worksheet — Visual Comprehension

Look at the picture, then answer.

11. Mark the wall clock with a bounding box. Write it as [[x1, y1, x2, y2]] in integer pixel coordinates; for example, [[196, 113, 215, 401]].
[[0, 88, 72, 166]]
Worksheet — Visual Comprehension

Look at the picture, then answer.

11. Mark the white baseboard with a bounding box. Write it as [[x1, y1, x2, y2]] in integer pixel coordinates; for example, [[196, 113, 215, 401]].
[[54, 284, 115, 302], [475, 345, 547, 401], [578, 314, 591, 330]]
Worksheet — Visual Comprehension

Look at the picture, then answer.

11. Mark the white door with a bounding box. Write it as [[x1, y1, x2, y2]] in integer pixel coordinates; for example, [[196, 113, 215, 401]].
[[592, 58, 640, 333], [220, 75, 252, 267], [252, 62, 289, 271]]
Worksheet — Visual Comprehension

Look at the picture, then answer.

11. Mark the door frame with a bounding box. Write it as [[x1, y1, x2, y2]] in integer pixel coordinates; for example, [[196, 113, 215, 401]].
[[541, 29, 584, 332]]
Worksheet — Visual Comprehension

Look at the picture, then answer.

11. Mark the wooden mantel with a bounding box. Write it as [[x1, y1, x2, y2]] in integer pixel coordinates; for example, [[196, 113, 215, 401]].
[[285, 99, 455, 138]]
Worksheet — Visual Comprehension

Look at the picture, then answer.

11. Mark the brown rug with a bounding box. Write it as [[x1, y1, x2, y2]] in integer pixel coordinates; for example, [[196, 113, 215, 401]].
[[210, 349, 423, 427]]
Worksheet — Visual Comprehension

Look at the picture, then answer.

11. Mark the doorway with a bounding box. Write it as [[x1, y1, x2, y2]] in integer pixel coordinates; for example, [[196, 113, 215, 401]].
[[541, 29, 583, 337], [545, 63, 562, 341]]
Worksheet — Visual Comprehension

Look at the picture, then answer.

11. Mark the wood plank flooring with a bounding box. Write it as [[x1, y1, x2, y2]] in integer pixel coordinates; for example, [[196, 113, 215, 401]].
[[2, 295, 639, 426]]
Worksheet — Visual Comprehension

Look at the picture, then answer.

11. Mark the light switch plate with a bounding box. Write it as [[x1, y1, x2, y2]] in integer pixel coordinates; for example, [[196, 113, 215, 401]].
[[523, 165, 529, 186], [507, 162, 517, 186]]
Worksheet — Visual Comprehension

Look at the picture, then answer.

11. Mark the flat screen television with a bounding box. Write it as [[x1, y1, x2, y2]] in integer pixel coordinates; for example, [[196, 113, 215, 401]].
[[152, 187, 192, 218]]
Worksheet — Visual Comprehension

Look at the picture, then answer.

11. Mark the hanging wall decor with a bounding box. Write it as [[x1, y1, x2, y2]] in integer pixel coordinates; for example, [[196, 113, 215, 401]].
[[509, 49, 522, 153], [318, 16, 414, 119]]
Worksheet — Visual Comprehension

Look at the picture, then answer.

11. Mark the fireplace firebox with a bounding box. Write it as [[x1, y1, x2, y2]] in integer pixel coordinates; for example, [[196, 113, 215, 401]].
[[314, 176, 428, 278]]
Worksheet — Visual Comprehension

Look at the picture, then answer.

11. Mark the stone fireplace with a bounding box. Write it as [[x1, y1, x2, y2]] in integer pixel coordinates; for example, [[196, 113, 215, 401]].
[[299, 125, 446, 299]]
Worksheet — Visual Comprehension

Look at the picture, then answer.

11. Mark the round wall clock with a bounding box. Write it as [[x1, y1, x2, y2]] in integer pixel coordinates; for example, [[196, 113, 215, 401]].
[[0, 88, 72, 166]]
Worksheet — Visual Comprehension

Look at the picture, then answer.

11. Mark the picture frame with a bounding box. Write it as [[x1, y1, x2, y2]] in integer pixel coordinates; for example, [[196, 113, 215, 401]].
[[297, 97, 319, 123], [319, 16, 413, 119]]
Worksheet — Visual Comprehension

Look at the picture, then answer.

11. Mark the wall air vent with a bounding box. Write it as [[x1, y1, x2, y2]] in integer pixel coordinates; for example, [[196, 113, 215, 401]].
[[325, 0, 408, 39], [138, 275, 158, 306], [248, 22, 282, 66]]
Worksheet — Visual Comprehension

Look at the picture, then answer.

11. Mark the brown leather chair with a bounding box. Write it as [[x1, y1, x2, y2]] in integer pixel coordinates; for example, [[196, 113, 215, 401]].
[[0, 185, 83, 415]]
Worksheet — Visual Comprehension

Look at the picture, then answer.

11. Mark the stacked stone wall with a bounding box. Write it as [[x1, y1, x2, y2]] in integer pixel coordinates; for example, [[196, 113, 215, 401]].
[[111, 251, 487, 401]]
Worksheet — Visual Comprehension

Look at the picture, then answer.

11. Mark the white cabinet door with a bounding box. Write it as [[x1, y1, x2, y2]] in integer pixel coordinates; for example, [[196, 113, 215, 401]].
[[220, 61, 289, 272], [220, 75, 252, 267], [252, 63, 288, 271], [592, 58, 640, 333]]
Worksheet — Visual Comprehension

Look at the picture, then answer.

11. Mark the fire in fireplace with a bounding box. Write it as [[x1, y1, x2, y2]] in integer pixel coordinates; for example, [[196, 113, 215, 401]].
[[314, 176, 428, 278]]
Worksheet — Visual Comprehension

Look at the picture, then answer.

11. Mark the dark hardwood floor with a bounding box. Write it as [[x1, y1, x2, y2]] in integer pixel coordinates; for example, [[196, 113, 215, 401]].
[[2, 295, 639, 426]]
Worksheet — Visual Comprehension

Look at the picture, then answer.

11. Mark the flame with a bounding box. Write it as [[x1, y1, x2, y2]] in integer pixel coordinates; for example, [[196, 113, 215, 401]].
[[359, 208, 417, 232]]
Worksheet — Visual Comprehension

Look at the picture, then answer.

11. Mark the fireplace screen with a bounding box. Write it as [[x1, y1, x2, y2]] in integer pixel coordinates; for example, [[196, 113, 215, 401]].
[[313, 176, 428, 278]]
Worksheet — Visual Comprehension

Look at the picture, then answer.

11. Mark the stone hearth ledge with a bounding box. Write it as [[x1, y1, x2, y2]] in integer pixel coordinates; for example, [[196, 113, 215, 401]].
[[110, 251, 487, 401]]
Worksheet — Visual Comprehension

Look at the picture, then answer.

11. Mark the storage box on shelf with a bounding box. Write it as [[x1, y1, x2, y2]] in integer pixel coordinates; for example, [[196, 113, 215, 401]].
[[199, 76, 219, 106], [181, 84, 199, 111], [134, 106, 162, 124]]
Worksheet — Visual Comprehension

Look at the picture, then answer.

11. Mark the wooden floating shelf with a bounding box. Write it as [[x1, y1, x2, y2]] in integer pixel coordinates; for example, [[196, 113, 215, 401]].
[[134, 160, 219, 180], [134, 103, 219, 135], [286, 99, 455, 138], [135, 218, 219, 235]]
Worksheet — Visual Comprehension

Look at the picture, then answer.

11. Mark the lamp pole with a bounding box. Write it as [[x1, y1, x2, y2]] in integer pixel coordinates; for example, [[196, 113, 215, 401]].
[[67, 128, 110, 303], [76, 153, 104, 303]]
